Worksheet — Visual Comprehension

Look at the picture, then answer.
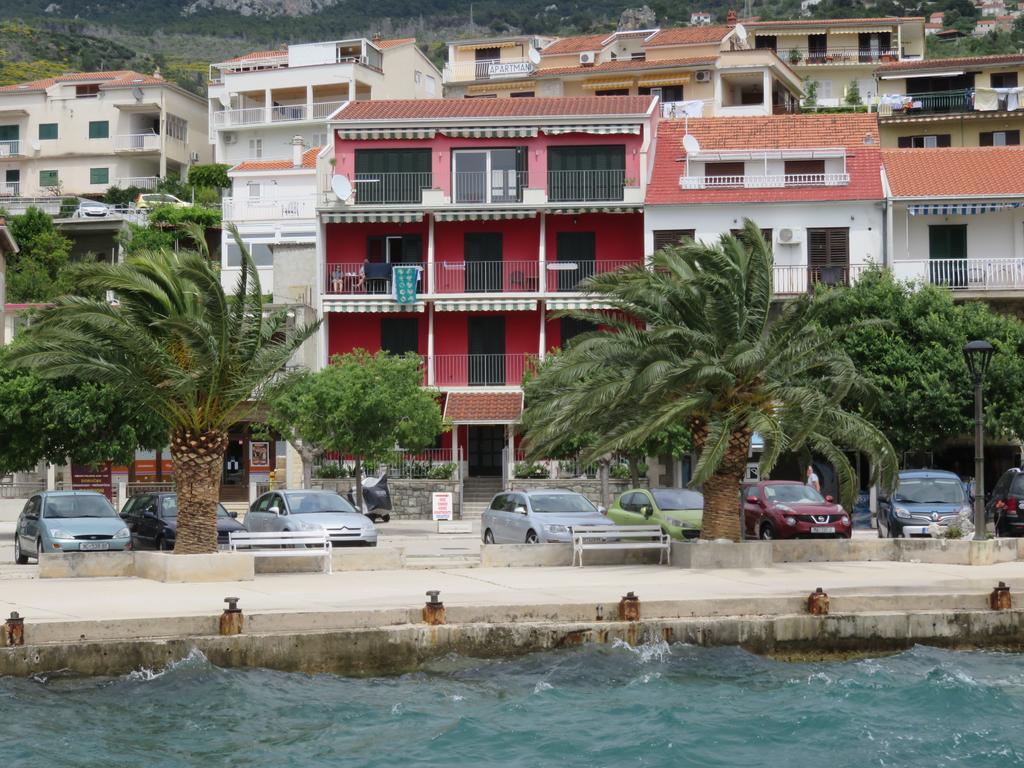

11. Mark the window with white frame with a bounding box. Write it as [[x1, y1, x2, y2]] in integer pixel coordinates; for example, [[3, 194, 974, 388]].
[[249, 138, 262, 158], [166, 114, 188, 142], [415, 70, 422, 83], [247, 182, 261, 199], [425, 75, 437, 97], [312, 132, 327, 147]]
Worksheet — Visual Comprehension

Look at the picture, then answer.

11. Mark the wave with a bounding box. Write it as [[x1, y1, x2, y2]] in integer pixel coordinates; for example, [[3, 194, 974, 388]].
[[123, 647, 211, 682]]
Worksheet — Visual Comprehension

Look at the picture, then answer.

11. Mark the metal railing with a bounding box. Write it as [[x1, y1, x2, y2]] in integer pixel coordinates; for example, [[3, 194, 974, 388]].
[[916, 258, 1024, 291], [212, 106, 268, 128], [432, 353, 532, 387], [682, 173, 850, 189], [0, 482, 45, 499], [114, 176, 160, 190], [433, 260, 541, 293], [783, 47, 901, 64], [271, 104, 307, 122], [223, 196, 317, 221], [0, 139, 21, 157], [114, 133, 161, 151], [214, 101, 347, 128], [443, 58, 536, 82], [0, 181, 20, 196], [452, 170, 527, 204], [545, 259, 638, 291], [353, 172, 433, 205], [877, 89, 974, 116], [326, 262, 426, 294], [389, 449, 458, 479], [547, 169, 627, 203], [773, 264, 869, 294], [311, 101, 346, 120]]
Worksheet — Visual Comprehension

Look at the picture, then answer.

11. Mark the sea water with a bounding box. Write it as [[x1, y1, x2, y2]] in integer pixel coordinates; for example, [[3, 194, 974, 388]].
[[2, 642, 1023, 767]]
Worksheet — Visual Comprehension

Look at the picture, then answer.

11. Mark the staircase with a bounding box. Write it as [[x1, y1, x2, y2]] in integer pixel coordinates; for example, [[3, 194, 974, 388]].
[[461, 476, 504, 519]]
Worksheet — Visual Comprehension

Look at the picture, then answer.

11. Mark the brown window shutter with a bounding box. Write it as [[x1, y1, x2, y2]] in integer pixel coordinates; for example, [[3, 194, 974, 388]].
[[980, 132, 994, 147], [653, 230, 694, 250], [937, 134, 952, 147], [784, 160, 825, 175], [897, 136, 912, 148]]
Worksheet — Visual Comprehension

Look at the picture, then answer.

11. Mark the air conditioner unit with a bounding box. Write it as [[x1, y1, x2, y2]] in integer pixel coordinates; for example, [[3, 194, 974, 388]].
[[579, 51, 596, 66], [776, 228, 803, 245], [695, 70, 713, 83], [223, 132, 237, 145], [190, 151, 200, 162]]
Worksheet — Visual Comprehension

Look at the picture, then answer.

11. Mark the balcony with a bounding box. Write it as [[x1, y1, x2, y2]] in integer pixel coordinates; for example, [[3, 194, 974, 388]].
[[783, 47, 901, 65], [223, 196, 317, 221], [545, 259, 638, 291], [433, 260, 540, 293], [0, 181, 19, 196], [547, 169, 627, 203], [894, 258, 1024, 292], [681, 173, 850, 190], [353, 172, 433, 205], [443, 58, 536, 83], [0, 140, 22, 157], [326, 262, 427, 294], [213, 101, 346, 129], [877, 89, 974, 117], [431, 353, 531, 387], [453, 171, 527, 205], [114, 134, 161, 152], [773, 264, 869, 294]]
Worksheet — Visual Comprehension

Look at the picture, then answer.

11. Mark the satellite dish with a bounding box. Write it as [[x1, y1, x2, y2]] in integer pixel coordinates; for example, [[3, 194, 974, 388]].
[[132, 86, 144, 102], [331, 174, 353, 200], [528, 47, 541, 64], [219, 93, 231, 108], [733, 23, 747, 43], [682, 134, 701, 154], [30, 139, 40, 151]]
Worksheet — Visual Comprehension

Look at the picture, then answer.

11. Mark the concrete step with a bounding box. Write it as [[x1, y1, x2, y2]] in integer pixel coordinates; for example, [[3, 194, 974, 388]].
[[403, 554, 482, 570]]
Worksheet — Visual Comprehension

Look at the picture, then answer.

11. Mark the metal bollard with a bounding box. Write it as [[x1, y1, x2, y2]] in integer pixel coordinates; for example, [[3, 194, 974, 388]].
[[807, 587, 830, 615], [990, 582, 1012, 611], [595, 604, 604, 621], [5, 612, 24, 647], [423, 590, 445, 625], [618, 591, 640, 622], [220, 597, 243, 636]]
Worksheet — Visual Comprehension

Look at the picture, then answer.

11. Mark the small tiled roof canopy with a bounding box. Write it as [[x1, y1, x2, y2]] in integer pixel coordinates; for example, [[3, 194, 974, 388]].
[[443, 392, 524, 423]]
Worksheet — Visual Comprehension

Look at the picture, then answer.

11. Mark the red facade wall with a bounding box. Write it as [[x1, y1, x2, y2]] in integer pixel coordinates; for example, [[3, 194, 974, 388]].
[[327, 312, 427, 358], [545, 211, 644, 266], [325, 220, 429, 264]]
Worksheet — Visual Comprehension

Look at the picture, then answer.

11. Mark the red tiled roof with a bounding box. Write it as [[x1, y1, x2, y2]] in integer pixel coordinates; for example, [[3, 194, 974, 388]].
[[0, 70, 166, 93], [444, 392, 523, 423], [375, 37, 417, 49], [540, 33, 609, 55], [220, 49, 286, 65], [334, 96, 654, 121], [647, 115, 884, 205], [644, 25, 734, 47], [231, 146, 321, 172], [883, 147, 1024, 198], [538, 56, 717, 77], [875, 53, 1024, 73], [745, 16, 923, 27]]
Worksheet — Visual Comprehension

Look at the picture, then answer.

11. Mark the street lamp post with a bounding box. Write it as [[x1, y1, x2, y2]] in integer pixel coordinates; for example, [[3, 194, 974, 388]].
[[963, 340, 995, 541]]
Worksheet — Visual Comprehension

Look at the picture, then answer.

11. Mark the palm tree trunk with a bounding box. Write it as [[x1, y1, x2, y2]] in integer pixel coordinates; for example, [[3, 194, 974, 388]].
[[629, 454, 641, 488], [699, 429, 751, 542], [169, 428, 228, 554]]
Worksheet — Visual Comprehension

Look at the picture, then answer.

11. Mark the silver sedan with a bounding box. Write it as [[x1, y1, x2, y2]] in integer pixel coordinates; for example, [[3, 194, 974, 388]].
[[246, 490, 377, 546], [481, 489, 611, 544]]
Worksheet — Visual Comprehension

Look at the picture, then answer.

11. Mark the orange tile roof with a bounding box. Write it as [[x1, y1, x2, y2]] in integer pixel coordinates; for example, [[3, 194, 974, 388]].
[[883, 147, 1024, 198], [876, 53, 1024, 73], [0, 70, 166, 93], [540, 33, 610, 55], [745, 16, 923, 27], [220, 49, 286, 65], [647, 114, 884, 205], [444, 392, 523, 423], [375, 37, 417, 49], [644, 25, 734, 47], [334, 96, 654, 121], [538, 56, 717, 77], [231, 146, 322, 172]]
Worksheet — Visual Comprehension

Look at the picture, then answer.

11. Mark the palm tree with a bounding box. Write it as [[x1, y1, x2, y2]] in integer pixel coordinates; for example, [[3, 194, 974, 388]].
[[521, 220, 897, 541], [6, 225, 318, 553]]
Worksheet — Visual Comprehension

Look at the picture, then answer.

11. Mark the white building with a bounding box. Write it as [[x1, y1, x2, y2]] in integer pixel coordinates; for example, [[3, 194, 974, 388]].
[[0, 70, 210, 197], [691, 11, 714, 24]]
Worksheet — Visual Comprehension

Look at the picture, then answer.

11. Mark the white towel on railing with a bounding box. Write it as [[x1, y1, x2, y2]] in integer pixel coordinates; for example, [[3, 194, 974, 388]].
[[994, 86, 1023, 111], [974, 87, 999, 111]]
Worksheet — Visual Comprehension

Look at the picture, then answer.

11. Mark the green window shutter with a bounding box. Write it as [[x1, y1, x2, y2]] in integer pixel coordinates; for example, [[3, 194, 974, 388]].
[[39, 169, 58, 187], [38, 123, 58, 140], [90, 167, 109, 185], [88, 121, 109, 139], [0, 124, 19, 141]]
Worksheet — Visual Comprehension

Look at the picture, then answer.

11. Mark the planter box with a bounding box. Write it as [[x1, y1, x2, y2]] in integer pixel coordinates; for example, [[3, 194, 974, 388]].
[[897, 538, 1019, 566], [38, 551, 135, 579], [671, 540, 772, 569], [772, 539, 897, 563], [134, 551, 254, 583], [254, 546, 404, 574], [480, 543, 665, 568]]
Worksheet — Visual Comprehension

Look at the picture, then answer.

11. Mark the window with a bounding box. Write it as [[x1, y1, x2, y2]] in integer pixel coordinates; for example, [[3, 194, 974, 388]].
[[754, 35, 778, 52], [38, 123, 58, 140], [89, 167, 109, 185], [807, 228, 850, 286], [704, 161, 745, 186], [596, 88, 631, 96], [730, 228, 773, 244], [247, 182, 261, 199], [639, 85, 684, 101], [547, 145, 626, 202], [897, 134, 951, 148], [380, 318, 419, 355], [415, 70, 422, 84], [928, 225, 968, 288], [38, 169, 58, 187], [510, 91, 535, 97], [354, 148, 432, 204], [248, 138, 262, 158], [166, 114, 187, 142], [653, 230, 695, 251], [784, 159, 825, 176], [991, 72, 1019, 89], [425, 75, 437, 97], [452, 148, 525, 204], [75, 83, 100, 98], [980, 130, 1020, 146], [560, 316, 597, 349], [225, 242, 273, 267], [88, 120, 109, 139], [312, 132, 328, 147]]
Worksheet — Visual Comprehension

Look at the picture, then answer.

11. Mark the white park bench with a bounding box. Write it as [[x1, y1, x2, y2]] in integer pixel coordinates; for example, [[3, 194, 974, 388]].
[[228, 530, 333, 574], [571, 524, 671, 567]]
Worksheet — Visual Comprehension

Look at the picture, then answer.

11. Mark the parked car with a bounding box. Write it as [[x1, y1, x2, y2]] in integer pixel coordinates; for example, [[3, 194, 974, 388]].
[[246, 489, 377, 546], [877, 469, 970, 538], [135, 192, 189, 209], [481, 488, 610, 544], [987, 467, 1024, 536], [607, 487, 703, 540], [76, 199, 110, 218], [120, 492, 244, 550], [742, 480, 851, 540], [14, 491, 131, 563]]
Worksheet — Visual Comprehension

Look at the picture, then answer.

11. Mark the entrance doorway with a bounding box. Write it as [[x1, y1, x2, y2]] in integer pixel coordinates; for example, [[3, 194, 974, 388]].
[[222, 435, 248, 501], [468, 425, 505, 476]]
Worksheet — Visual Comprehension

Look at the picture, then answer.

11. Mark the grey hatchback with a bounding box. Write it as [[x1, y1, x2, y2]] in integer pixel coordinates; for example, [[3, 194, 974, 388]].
[[481, 488, 611, 544], [15, 491, 131, 563]]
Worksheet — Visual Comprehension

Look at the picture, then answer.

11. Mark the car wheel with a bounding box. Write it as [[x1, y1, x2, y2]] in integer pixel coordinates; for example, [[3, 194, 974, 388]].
[[381, 514, 390, 523], [758, 523, 774, 540], [14, 537, 27, 565], [888, 521, 902, 538], [157, 536, 170, 551], [36, 538, 44, 561], [525, 529, 540, 544], [484, 529, 495, 544]]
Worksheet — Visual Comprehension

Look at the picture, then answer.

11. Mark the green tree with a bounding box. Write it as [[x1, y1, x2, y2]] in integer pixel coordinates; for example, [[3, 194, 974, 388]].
[[187, 164, 231, 190], [521, 221, 897, 541], [299, 350, 446, 510], [5, 207, 73, 302], [263, 370, 324, 490], [6, 226, 317, 553], [845, 80, 862, 107]]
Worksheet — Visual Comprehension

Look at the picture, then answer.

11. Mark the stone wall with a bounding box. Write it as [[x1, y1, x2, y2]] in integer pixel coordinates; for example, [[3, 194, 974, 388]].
[[313, 479, 460, 519], [507, 477, 645, 506]]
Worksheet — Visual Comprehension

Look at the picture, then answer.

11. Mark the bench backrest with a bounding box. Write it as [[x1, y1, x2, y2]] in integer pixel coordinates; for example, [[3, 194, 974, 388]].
[[229, 530, 329, 549], [573, 525, 663, 536]]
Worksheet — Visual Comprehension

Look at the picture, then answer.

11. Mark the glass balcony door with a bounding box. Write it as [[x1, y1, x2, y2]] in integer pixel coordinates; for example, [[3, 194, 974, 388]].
[[453, 149, 523, 205]]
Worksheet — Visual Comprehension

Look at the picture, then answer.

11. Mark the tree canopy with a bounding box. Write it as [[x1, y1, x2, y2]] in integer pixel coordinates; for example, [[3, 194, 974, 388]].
[[4, 207, 74, 303]]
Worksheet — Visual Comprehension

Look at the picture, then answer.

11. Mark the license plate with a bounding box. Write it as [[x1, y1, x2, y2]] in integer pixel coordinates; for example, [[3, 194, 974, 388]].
[[810, 526, 835, 534], [79, 542, 110, 551]]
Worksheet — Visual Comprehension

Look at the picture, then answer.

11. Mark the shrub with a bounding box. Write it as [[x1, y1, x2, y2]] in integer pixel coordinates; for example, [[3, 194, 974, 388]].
[[187, 163, 230, 190], [514, 461, 548, 479], [103, 185, 143, 207], [426, 463, 456, 480], [945, 526, 964, 540], [315, 463, 346, 478]]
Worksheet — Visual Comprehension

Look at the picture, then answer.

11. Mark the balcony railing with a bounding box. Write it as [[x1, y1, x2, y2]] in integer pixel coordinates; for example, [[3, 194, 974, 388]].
[[783, 47, 901, 65], [213, 107, 266, 128], [311, 101, 346, 120], [326, 262, 427, 294], [443, 58, 536, 83], [545, 259, 638, 291], [223, 196, 317, 221], [548, 169, 627, 203], [353, 172, 432, 205], [433, 260, 540, 293], [452, 171, 527, 205], [893, 258, 1024, 291], [0, 181, 20, 196], [0, 140, 22, 157], [213, 101, 346, 128], [114, 133, 161, 152], [773, 264, 869, 294], [432, 353, 531, 387], [114, 176, 160, 190], [877, 89, 974, 117], [682, 173, 851, 190]]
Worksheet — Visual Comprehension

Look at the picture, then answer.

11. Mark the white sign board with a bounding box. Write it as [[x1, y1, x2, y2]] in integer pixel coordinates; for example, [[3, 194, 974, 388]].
[[488, 62, 534, 78], [432, 491, 454, 521], [744, 463, 760, 481]]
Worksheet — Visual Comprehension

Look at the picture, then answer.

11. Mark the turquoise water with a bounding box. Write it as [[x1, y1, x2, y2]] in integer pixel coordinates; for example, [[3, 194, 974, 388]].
[[3, 643, 1024, 767]]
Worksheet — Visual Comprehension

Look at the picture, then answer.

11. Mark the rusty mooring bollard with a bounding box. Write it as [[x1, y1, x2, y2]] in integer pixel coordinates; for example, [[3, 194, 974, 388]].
[[990, 582, 1012, 611], [220, 597, 243, 636], [5, 611, 24, 647], [595, 604, 604, 621], [807, 587, 830, 615], [423, 590, 445, 625], [618, 591, 640, 622]]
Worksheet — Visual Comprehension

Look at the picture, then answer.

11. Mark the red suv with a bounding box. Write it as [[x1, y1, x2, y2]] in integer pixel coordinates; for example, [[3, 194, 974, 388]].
[[742, 480, 851, 540]]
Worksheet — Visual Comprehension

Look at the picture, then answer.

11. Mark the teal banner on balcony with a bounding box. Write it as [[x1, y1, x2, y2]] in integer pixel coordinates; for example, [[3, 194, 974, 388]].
[[392, 265, 422, 304]]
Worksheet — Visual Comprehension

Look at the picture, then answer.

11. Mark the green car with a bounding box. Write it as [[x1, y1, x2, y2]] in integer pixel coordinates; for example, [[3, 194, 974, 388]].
[[607, 487, 704, 540]]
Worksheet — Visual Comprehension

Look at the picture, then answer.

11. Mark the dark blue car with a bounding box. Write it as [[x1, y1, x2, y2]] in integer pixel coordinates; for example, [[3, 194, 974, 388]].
[[120, 492, 244, 550]]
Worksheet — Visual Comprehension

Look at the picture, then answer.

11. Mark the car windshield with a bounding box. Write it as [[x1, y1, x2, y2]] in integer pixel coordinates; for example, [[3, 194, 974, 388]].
[[161, 497, 230, 518], [286, 492, 357, 514], [43, 495, 117, 519], [652, 489, 704, 510], [763, 485, 825, 504], [895, 478, 965, 504], [529, 494, 597, 514]]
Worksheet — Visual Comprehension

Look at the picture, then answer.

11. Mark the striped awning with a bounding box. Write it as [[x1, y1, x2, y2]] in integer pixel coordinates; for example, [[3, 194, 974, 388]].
[[468, 81, 537, 93], [769, 29, 828, 36], [439, 126, 538, 138], [637, 74, 692, 87], [323, 300, 426, 313], [546, 298, 614, 310], [436, 299, 537, 312], [907, 201, 1024, 216], [335, 128, 435, 140], [831, 27, 894, 34], [434, 209, 537, 221], [548, 205, 641, 215], [322, 211, 423, 224], [579, 80, 636, 91], [457, 41, 522, 50], [542, 124, 641, 135]]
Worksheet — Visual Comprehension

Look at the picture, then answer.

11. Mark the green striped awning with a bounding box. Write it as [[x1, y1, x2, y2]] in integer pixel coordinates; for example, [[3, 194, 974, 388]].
[[546, 298, 614, 310], [548, 206, 641, 215], [433, 209, 537, 222], [542, 124, 641, 135], [335, 128, 436, 140], [322, 211, 423, 224], [907, 201, 1024, 216], [439, 126, 538, 138], [323, 300, 426, 313], [436, 299, 537, 312]]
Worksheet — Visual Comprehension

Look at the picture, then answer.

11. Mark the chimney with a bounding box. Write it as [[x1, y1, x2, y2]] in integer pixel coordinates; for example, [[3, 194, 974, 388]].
[[372, 32, 382, 42], [726, 9, 737, 24], [292, 135, 305, 168]]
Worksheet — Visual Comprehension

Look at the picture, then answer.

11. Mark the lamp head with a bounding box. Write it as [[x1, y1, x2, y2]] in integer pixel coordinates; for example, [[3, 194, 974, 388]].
[[963, 339, 995, 384]]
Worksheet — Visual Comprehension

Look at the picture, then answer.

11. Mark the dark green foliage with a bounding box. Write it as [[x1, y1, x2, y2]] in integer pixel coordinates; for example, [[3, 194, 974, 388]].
[[103, 185, 144, 207], [187, 164, 231, 190], [5, 207, 73, 303]]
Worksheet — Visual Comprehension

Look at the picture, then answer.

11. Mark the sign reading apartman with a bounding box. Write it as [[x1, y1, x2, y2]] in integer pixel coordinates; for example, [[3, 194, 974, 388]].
[[488, 62, 535, 78]]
